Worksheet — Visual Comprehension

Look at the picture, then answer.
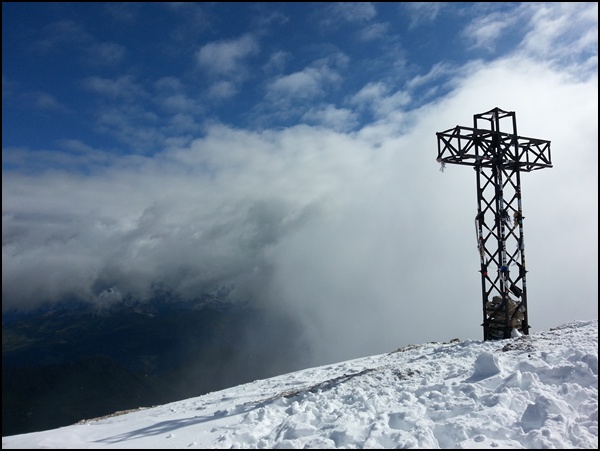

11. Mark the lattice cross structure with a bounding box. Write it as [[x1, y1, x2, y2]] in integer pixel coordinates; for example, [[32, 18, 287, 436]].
[[436, 107, 552, 340]]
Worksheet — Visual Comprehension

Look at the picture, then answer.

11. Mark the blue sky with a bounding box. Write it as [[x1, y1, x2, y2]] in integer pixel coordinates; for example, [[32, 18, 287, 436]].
[[3, 2, 562, 164], [2, 2, 598, 365]]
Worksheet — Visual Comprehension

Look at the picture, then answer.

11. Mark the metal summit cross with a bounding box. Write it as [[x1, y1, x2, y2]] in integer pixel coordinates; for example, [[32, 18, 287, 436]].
[[436, 107, 552, 341]]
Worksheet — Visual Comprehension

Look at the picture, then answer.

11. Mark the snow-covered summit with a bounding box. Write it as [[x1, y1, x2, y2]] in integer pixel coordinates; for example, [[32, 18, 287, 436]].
[[3, 319, 597, 449]]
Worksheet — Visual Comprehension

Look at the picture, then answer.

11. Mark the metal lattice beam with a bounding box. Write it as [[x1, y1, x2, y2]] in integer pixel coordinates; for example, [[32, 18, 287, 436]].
[[436, 107, 552, 340]]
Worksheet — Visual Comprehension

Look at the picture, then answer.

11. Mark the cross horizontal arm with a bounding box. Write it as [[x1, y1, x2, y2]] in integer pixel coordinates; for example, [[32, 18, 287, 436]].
[[436, 126, 552, 172]]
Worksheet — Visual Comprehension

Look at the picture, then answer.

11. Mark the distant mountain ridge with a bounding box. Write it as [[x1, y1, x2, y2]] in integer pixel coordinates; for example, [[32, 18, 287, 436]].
[[3, 293, 244, 373]]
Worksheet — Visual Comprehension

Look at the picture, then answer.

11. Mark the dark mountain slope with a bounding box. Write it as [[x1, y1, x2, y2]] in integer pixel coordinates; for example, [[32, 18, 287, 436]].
[[2, 300, 310, 436]]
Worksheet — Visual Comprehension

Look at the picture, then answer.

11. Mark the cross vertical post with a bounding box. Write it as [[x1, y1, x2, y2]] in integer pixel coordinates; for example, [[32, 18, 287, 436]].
[[436, 108, 552, 340]]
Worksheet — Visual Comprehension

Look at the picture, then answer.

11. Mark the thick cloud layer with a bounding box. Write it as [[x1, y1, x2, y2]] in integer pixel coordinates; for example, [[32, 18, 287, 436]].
[[2, 55, 598, 366]]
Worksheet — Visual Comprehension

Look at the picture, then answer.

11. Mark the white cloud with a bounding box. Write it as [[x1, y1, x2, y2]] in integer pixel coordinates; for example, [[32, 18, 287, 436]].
[[2, 2, 597, 369], [195, 34, 259, 77], [349, 82, 411, 119], [301, 104, 358, 131], [349, 81, 388, 106], [329, 2, 377, 24], [151, 77, 205, 116], [28, 91, 68, 111], [92, 105, 162, 151], [317, 2, 378, 34], [265, 56, 347, 104], [462, 12, 515, 52], [83, 75, 146, 100], [403, 2, 445, 28], [2, 145, 116, 172], [267, 68, 332, 100], [159, 93, 197, 113], [206, 80, 238, 100], [263, 51, 290, 74], [4, 54, 596, 365], [519, 2, 598, 67], [406, 62, 455, 90], [357, 22, 389, 41]]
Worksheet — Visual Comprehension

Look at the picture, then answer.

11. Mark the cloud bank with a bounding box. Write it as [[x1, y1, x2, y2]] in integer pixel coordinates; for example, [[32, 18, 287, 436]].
[[3, 52, 597, 366], [2, 2, 598, 367]]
